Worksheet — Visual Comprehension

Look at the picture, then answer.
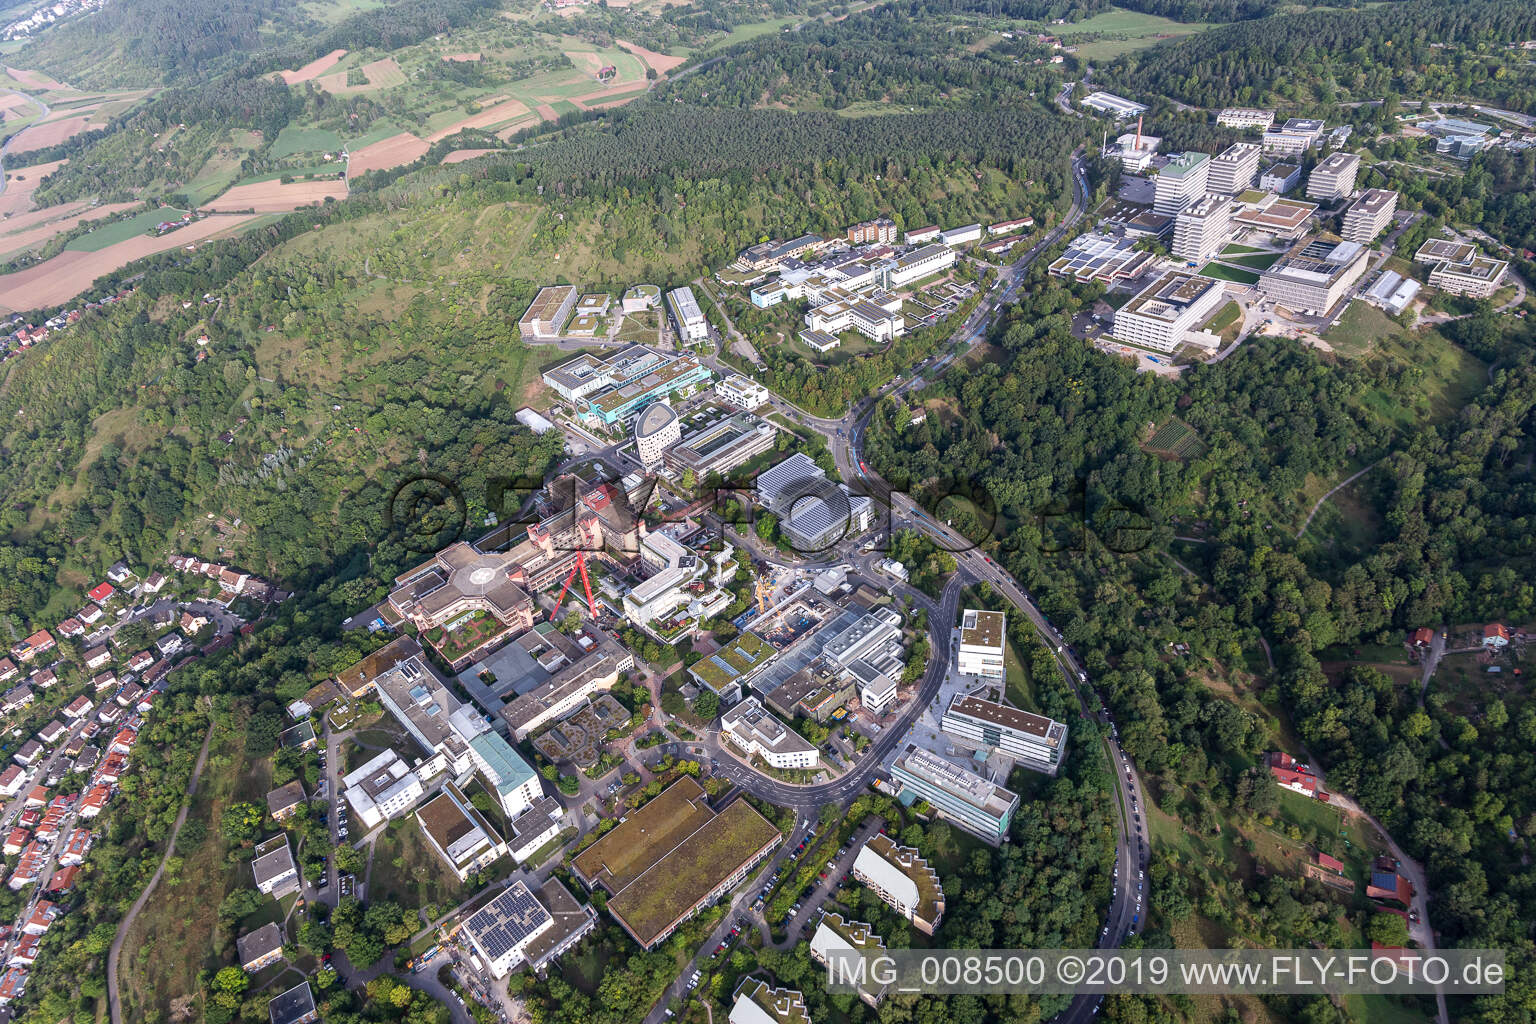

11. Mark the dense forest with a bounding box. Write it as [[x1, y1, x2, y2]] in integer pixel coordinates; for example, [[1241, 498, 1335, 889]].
[[864, 258, 1536, 1021], [1106, 0, 1536, 109]]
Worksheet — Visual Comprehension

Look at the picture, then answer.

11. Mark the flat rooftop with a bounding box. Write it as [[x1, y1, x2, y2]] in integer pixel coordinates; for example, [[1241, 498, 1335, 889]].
[[605, 799, 780, 948], [947, 694, 1062, 742], [1349, 188, 1398, 217], [1121, 271, 1222, 322], [572, 776, 715, 893], [893, 743, 1018, 819], [520, 285, 575, 326], [959, 608, 1004, 649]]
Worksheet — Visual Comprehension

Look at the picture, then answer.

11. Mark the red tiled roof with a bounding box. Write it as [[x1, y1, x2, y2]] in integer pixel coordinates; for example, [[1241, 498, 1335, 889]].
[[87, 582, 115, 603], [1484, 623, 1509, 640]]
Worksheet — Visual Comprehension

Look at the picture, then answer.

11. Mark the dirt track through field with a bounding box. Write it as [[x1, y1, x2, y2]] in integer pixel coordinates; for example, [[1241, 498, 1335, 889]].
[[202, 179, 346, 213], [279, 49, 347, 85], [0, 214, 261, 313]]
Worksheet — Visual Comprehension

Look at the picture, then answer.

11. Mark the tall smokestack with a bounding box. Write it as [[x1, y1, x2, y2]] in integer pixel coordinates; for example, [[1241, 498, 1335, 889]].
[[1135, 115, 1143, 149]]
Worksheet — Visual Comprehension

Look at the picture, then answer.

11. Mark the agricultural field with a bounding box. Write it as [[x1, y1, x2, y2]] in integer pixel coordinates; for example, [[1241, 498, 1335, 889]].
[[1143, 418, 1206, 460], [270, 125, 345, 159], [0, 213, 263, 313], [0, 198, 137, 259], [64, 206, 186, 252]]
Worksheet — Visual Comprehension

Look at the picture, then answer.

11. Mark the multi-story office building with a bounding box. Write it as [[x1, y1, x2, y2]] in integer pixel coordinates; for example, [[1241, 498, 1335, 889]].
[[1173, 194, 1233, 263], [667, 286, 710, 343], [850, 832, 946, 933], [822, 609, 903, 670], [888, 242, 956, 287], [621, 284, 660, 314], [1259, 162, 1302, 195], [941, 694, 1069, 776], [956, 608, 1005, 678], [1153, 152, 1210, 216], [1207, 142, 1261, 195], [1256, 236, 1369, 315], [542, 344, 665, 403], [889, 744, 1020, 841], [580, 355, 713, 426], [518, 286, 577, 338], [665, 410, 775, 479], [1262, 117, 1325, 154], [343, 749, 424, 829], [721, 697, 819, 769], [804, 294, 905, 344], [715, 374, 769, 410], [1341, 188, 1398, 243], [1111, 271, 1227, 354], [459, 879, 597, 978], [1217, 108, 1274, 131], [633, 401, 680, 470], [1306, 151, 1360, 202], [1429, 256, 1508, 297]]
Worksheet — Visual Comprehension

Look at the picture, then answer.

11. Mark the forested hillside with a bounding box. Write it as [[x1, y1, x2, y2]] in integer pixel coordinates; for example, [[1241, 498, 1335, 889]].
[[1107, 0, 1536, 108], [864, 259, 1536, 1024]]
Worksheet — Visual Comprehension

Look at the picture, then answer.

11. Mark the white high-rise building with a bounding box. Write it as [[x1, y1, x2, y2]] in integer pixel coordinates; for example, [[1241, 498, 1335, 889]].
[[1111, 271, 1227, 353], [1341, 188, 1398, 243], [956, 608, 1005, 679], [1153, 152, 1210, 216], [1306, 151, 1360, 202], [1207, 142, 1260, 195], [1173, 194, 1232, 263]]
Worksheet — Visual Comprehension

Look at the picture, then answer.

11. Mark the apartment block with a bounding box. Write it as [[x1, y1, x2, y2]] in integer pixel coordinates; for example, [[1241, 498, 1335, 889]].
[[1153, 152, 1210, 216], [1111, 271, 1226, 354], [1341, 188, 1398, 243], [1173, 194, 1233, 263], [850, 833, 945, 934], [1306, 151, 1360, 202], [715, 374, 769, 410]]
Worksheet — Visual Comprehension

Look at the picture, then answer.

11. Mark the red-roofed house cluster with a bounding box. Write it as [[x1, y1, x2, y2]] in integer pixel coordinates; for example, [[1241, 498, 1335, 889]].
[[1267, 751, 1329, 801]]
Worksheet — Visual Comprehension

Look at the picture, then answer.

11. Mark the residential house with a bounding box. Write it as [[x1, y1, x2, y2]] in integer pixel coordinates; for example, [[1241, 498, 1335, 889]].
[[84, 646, 111, 670], [238, 922, 286, 973], [267, 982, 319, 1024], [86, 582, 115, 604], [266, 781, 307, 823], [1483, 623, 1510, 649]]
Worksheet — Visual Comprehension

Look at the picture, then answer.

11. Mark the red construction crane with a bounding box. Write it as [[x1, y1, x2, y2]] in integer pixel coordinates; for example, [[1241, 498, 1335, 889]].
[[549, 515, 600, 621]]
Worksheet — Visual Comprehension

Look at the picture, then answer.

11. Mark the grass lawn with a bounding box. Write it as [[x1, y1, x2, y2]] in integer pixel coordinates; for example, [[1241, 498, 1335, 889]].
[[1197, 262, 1261, 285], [1349, 323, 1484, 430], [1203, 300, 1242, 333], [1343, 995, 1436, 1024], [64, 206, 183, 252], [1220, 243, 1264, 255], [270, 125, 345, 158], [1221, 251, 1282, 270], [1055, 8, 1214, 60], [697, 16, 799, 53], [233, 164, 343, 186], [368, 815, 476, 911]]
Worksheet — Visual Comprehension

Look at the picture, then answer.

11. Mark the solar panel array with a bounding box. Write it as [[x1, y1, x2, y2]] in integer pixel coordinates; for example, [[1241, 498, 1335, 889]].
[[465, 882, 551, 959]]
